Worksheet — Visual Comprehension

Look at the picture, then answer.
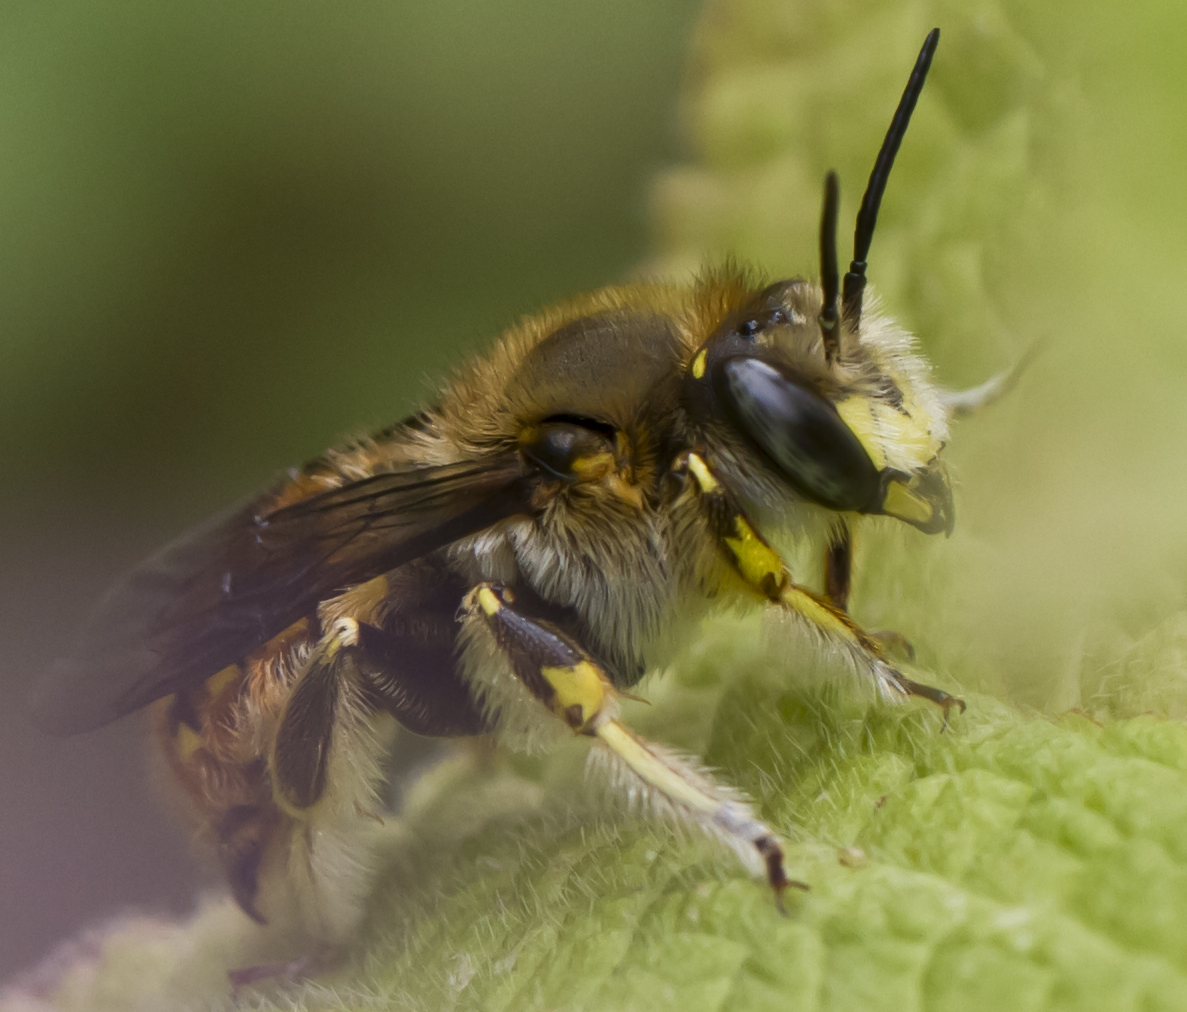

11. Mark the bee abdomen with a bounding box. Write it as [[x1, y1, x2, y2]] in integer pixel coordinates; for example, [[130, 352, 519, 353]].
[[151, 622, 311, 922], [214, 796, 280, 924]]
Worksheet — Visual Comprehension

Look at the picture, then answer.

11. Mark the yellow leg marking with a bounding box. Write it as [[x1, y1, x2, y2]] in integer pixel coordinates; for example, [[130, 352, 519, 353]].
[[596, 721, 719, 817], [723, 516, 787, 598], [476, 585, 503, 616], [686, 452, 719, 492], [466, 582, 614, 731], [688, 453, 792, 600], [778, 584, 874, 651], [687, 455, 959, 714], [321, 630, 347, 662], [686, 453, 880, 655], [595, 719, 802, 901], [540, 660, 615, 732], [326, 616, 360, 651], [465, 577, 800, 900]]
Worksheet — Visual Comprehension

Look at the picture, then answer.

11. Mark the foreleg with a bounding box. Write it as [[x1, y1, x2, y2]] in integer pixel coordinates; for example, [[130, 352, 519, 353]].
[[682, 452, 962, 720]]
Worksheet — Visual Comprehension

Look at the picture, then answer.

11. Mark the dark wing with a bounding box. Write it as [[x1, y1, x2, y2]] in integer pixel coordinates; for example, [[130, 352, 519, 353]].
[[32, 454, 532, 735]]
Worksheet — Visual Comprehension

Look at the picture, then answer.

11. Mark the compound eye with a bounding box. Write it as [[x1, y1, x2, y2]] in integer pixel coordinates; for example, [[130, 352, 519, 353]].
[[713, 357, 880, 512]]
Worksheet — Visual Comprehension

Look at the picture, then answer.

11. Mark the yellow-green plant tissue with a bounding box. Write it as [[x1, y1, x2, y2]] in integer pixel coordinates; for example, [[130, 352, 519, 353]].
[[11, 0, 1187, 1009]]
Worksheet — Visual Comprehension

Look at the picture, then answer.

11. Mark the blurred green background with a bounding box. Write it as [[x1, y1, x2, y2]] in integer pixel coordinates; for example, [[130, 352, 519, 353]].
[[0, 0, 701, 979]]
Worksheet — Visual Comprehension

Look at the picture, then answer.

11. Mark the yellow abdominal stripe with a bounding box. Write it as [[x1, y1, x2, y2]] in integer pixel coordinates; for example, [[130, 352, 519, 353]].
[[176, 722, 204, 762], [173, 662, 244, 762], [205, 664, 239, 698]]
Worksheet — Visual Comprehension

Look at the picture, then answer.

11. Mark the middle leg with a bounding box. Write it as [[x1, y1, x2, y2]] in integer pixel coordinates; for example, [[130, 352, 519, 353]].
[[823, 524, 853, 612], [459, 582, 803, 907], [824, 524, 915, 661]]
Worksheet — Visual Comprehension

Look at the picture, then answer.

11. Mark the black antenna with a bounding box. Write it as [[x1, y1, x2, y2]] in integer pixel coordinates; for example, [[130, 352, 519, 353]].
[[842, 27, 940, 326], [818, 170, 841, 361]]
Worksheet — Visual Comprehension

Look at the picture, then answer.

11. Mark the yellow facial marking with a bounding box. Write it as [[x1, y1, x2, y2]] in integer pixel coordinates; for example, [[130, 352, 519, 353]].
[[686, 452, 719, 493], [835, 387, 942, 474], [691, 349, 707, 379], [477, 586, 503, 616], [878, 401, 939, 468], [540, 660, 612, 731], [835, 396, 887, 469], [882, 480, 934, 525]]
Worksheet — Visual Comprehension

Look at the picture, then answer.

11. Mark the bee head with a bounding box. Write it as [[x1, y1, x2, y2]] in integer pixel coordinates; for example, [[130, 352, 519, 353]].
[[682, 29, 952, 535]]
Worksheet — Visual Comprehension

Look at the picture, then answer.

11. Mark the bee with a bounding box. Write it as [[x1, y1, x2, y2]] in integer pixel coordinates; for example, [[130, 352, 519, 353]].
[[33, 29, 995, 947]]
